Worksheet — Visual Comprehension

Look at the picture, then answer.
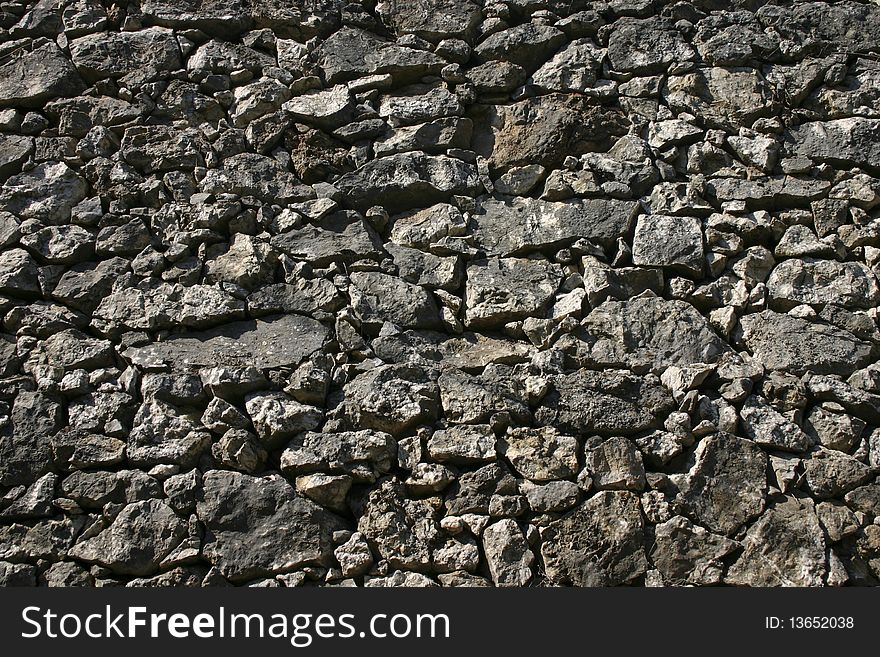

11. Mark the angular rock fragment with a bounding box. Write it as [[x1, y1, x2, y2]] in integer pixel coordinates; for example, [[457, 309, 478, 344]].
[[198, 471, 346, 582], [632, 214, 704, 277], [651, 516, 739, 586], [470, 195, 638, 255], [464, 257, 561, 329], [538, 369, 674, 436], [482, 519, 534, 587], [739, 311, 873, 376], [582, 296, 732, 372], [317, 27, 445, 84], [0, 40, 84, 107], [335, 152, 480, 212], [675, 434, 767, 536], [68, 500, 186, 576], [69, 28, 182, 81], [725, 497, 827, 586], [124, 314, 329, 372], [541, 491, 647, 586]]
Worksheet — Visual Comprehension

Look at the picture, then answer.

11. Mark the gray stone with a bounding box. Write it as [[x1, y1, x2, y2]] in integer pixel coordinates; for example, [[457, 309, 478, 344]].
[[582, 295, 732, 372], [632, 214, 704, 277], [69, 28, 181, 81], [803, 448, 872, 499], [539, 369, 674, 436], [335, 152, 480, 212], [123, 314, 330, 372], [340, 364, 440, 435], [316, 27, 445, 84], [68, 500, 186, 576], [198, 471, 346, 582], [788, 118, 880, 173], [475, 24, 565, 71], [270, 212, 382, 267], [584, 437, 646, 492], [531, 39, 602, 93], [739, 395, 813, 453], [540, 491, 647, 586], [664, 67, 775, 131], [1, 161, 87, 223], [651, 515, 739, 586], [725, 497, 827, 586], [0, 40, 84, 108], [350, 271, 442, 330], [482, 519, 534, 586], [498, 427, 578, 482], [766, 259, 880, 310], [739, 310, 873, 376], [675, 433, 767, 536], [427, 424, 497, 465], [464, 257, 562, 329], [281, 430, 396, 483], [357, 479, 438, 571], [607, 17, 695, 74], [470, 195, 639, 255], [377, 0, 481, 43]]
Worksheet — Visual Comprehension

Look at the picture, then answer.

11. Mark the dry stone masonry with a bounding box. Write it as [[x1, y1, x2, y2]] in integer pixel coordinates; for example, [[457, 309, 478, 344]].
[[0, 0, 879, 587]]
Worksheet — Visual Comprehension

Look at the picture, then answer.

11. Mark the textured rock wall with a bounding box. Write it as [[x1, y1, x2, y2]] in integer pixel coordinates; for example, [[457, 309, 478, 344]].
[[0, 0, 879, 587]]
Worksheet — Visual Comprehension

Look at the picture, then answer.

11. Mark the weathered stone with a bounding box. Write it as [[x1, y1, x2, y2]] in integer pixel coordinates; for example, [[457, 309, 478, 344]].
[[788, 118, 880, 173], [69, 28, 181, 81], [427, 425, 496, 465], [335, 152, 480, 212], [350, 271, 442, 330], [472, 94, 628, 173], [531, 39, 602, 93], [739, 311, 873, 376], [538, 369, 674, 436], [358, 479, 439, 571], [0, 40, 84, 108], [725, 497, 827, 586], [377, 0, 481, 43], [281, 430, 396, 483], [675, 434, 767, 536], [482, 519, 534, 586], [198, 471, 346, 582], [651, 516, 739, 586], [541, 491, 647, 586], [766, 259, 880, 310], [470, 195, 638, 255], [316, 27, 445, 84], [124, 314, 330, 372], [271, 211, 382, 266], [803, 448, 872, 499], [245, 392, 322, 447], [68, 500, 186, 576], [499, 427, 578, 482], [584, 437, 646, 492], [464, 257, 562, 329], [341, 365, 440, 435], [632, 214, 704, 277], [582, 296, 732, 373], [475, 24, 565, 71], [664, 67, 775, 130], [1, 161, 87, 223], [739, 395, 813, 453], [608, 17, 695, 74]]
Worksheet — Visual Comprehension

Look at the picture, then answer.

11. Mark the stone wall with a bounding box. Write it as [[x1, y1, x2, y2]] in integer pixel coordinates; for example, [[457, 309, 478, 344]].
[[0, 0, 879, 587]]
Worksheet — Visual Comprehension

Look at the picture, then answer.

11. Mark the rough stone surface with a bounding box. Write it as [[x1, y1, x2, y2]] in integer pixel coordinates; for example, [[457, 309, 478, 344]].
[[1, 0, 879, 589]]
